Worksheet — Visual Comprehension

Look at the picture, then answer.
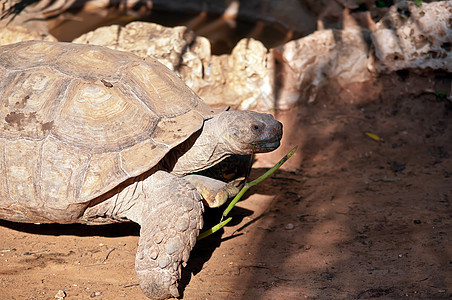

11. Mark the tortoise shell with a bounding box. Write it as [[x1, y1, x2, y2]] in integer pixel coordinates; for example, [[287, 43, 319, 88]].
[[0, 41, 215, 221]]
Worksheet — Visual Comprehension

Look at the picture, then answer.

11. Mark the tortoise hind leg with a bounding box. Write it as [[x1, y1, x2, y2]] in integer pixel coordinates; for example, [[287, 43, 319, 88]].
[[134, 171, 204, 299]]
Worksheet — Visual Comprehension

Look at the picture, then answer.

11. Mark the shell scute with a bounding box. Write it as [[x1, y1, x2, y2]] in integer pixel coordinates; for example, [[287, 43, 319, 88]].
[[52, 79, 160, 153], [40, 137, 91, 207], [80, 152, 126, 201], [4, 139, 42, 205], [127, 60, 215, 118], [0, 67, 67, 140], [55, 44, 129, 79], [0, 41, 67, 71]]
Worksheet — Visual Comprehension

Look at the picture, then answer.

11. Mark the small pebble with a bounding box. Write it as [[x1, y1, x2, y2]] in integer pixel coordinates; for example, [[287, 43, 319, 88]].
[[413, 220, 421, 224], [55, 290, 66, 299], [285, 223, 295, 230], [90, 291, 102, 298]]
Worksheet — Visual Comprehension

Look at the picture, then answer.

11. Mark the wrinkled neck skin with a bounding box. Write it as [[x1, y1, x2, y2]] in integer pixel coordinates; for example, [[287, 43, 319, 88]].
[[170, 115, 229, 176], [168, 110, 282, 177]]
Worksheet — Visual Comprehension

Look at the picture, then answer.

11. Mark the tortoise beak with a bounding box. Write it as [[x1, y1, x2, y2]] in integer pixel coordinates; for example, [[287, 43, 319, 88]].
[[251, 120, 283, 152]]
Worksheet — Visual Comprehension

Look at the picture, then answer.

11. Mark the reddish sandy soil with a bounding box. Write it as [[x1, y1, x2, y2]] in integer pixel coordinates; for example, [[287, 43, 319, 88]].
[[0, 74, 451, 299]]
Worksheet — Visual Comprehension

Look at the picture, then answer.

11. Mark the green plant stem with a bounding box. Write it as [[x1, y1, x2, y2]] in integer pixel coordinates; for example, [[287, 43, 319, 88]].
[[198, 217, 232, 240], [222, 145, 298, 219], [198, 145, 298, 240]]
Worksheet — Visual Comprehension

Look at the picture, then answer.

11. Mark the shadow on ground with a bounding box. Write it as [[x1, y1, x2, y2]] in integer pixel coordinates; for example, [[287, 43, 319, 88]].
[[223, 74, 452, 299]]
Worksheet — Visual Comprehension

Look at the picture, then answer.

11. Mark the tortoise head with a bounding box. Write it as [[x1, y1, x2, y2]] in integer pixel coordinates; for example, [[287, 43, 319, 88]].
[[217, 110, 283, 154]]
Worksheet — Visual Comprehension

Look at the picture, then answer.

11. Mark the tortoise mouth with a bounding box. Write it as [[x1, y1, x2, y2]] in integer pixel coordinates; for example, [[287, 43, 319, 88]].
[[251, 135, 282, 152], [253, 140, 281, 152]]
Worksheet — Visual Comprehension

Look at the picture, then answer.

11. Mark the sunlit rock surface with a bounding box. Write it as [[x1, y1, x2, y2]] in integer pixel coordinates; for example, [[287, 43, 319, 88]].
[[0, 26, 56, 45], [73, 22, 213, 97], [74, 22, 374, 110], [206, 39, 274, 110], [371, 1, 452, 72], [74, 22, 275, 111], [274, 28, 373, 108], [2, 1, 450, 111]]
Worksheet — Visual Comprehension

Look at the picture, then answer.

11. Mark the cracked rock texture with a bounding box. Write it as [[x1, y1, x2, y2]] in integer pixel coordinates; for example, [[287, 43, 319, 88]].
[[274, 28, 373, 108], [74, 22, 275, 111], [2, 1, 451, 111], [0, 26, 56, 46], [371, 1, 452, 72]]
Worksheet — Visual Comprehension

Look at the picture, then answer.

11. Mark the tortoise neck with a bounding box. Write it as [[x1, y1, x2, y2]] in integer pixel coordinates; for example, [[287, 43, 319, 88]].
[[169, 116, 228, 176]]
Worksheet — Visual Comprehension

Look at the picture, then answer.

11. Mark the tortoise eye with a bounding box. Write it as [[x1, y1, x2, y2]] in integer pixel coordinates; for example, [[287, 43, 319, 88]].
[[251, 124, 262, 133]]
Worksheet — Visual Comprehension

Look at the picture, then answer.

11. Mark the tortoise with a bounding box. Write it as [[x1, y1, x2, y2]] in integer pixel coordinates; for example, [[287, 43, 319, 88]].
[[0, 41, 282, 299]]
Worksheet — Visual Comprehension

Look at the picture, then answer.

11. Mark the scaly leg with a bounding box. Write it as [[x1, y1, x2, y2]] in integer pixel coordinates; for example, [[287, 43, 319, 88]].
[[84, 171, 204, 299]]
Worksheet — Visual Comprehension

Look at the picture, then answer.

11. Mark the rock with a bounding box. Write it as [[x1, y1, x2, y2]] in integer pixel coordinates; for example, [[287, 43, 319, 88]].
[[72, 21, 214, 103], [371, 1, 452, 72], [74, 22, 275, 111], [0, 26, 57, 46], [274, 28, 373, 107], [73, 20, 379, 110], [285, 223, 295, 230], [54, 290, 66, 299], [2, 0, 315, 42], [202, 38, 275, 110], [0, 1, 49, 37], [90, 291, 102, 298], [66, 2, 451, 111], [73, 22, 210, 73], [3, 1, 451, 113]]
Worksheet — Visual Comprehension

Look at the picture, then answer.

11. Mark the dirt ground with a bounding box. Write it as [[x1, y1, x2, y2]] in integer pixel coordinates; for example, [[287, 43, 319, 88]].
[[1, 74, 451, 299]]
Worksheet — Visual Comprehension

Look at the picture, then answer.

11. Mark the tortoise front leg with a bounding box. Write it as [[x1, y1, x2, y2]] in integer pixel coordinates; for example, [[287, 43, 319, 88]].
[[82, 171, 204, 299], [132, 171, 204, 299], [184, 174, 244, 208]]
